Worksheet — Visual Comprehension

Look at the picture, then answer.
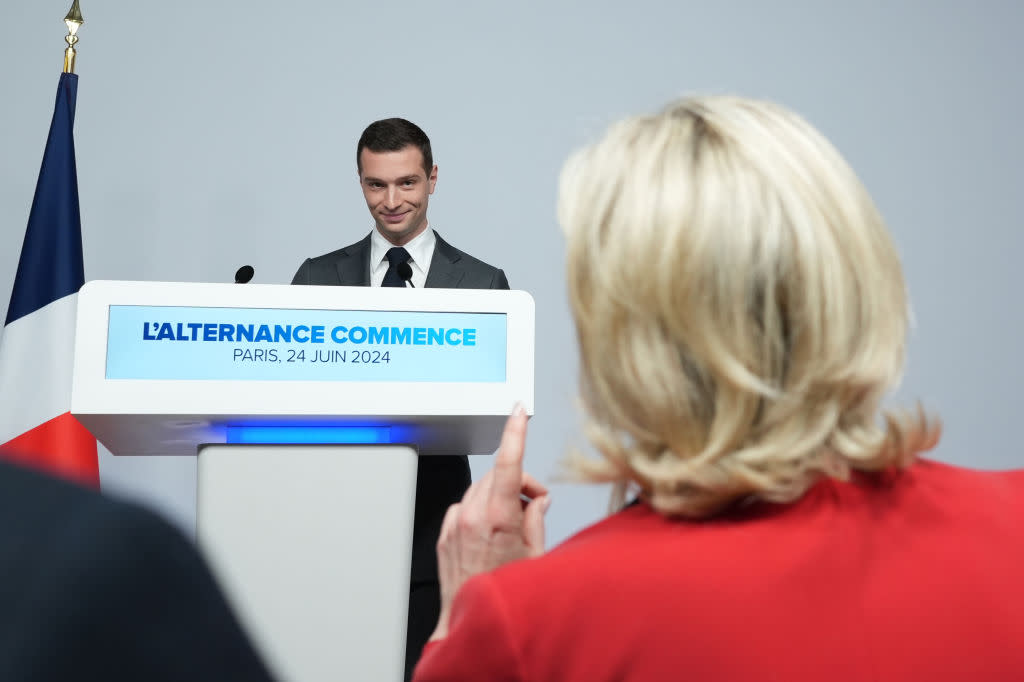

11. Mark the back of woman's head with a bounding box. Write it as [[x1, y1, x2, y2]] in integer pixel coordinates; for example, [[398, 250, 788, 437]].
[[559, 95, 939, 517]]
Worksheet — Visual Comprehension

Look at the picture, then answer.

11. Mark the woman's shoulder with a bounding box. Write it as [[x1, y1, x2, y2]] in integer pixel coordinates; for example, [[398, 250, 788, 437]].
[[484, 459, 1024, 593], [876, 457, 1024, 500], [485, 502, 675, 589], [896, 457, 1024, 510]]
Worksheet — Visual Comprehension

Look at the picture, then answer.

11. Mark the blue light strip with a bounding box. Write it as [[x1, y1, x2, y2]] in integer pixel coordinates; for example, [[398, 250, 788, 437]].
[[226, 425, 393, 445]]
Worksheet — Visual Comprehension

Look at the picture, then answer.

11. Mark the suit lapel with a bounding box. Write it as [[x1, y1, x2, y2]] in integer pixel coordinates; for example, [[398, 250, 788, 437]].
[[424, 232, 466, 289], [336, 234, 372, 286]]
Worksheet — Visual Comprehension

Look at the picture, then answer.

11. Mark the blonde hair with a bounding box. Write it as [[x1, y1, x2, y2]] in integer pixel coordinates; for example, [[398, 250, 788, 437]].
[[559, 95, 940, 518]]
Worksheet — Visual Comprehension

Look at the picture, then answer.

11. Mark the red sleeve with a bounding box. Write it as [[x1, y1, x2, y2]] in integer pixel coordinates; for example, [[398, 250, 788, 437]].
[[412, 573, 524, 682]]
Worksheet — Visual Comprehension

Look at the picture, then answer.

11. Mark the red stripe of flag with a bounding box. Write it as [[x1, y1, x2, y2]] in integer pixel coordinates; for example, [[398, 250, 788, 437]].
[[0, 413, 98, 486]]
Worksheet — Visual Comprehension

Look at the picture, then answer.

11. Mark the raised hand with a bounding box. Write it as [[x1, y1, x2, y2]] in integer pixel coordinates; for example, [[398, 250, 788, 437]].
[[430, 405, 550, 641]]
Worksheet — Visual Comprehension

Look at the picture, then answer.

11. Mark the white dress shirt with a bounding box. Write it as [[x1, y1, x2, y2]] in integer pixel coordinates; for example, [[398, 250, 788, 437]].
[[369, 226, 435, 288]]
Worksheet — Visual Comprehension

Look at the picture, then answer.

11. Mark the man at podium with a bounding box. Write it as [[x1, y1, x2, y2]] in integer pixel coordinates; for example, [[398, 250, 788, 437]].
[[291, 117, 509, 680]]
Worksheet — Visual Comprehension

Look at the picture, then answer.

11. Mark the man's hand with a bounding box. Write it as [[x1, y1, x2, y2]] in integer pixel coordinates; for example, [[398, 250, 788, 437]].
[[430, 405, 550, 641]]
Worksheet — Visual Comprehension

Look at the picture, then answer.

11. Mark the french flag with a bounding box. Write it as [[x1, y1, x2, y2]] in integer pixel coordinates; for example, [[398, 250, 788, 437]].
[[0, 72, 98, 487]]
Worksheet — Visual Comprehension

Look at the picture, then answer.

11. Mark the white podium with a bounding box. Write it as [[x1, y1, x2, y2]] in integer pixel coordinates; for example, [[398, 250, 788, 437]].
[[71, 280, 535, 682]]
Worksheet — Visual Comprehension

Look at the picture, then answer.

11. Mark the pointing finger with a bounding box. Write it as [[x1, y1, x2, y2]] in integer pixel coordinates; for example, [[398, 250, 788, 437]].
[[492, 405, 529, 501]]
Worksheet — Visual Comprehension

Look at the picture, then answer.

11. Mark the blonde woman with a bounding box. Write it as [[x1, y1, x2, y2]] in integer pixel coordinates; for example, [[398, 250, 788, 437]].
[[413, 96, 1024, 681]]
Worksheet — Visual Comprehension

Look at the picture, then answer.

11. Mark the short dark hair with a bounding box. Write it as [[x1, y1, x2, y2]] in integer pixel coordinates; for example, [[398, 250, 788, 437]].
[[356, 118, 433, 176]]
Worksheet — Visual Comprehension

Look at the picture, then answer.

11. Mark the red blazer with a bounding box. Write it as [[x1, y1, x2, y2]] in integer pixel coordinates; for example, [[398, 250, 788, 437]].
[[414, 460, 1024, 681]]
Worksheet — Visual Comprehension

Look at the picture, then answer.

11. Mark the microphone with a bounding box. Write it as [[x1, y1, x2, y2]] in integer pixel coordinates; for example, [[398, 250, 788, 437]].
[[234, 265, 255, 284], [397, 262, 415, 288]]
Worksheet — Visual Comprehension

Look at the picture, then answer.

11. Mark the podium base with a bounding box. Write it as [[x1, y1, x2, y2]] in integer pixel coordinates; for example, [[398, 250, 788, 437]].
[[197, 444, 417, 682]]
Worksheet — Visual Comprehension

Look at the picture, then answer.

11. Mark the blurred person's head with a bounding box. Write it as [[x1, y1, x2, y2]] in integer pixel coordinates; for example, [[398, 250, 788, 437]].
[[558, 95, 939, 517]]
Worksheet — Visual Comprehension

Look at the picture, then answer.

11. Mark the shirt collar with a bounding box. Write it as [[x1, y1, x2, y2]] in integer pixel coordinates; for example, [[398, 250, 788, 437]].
[[370, 224, 435, 276]]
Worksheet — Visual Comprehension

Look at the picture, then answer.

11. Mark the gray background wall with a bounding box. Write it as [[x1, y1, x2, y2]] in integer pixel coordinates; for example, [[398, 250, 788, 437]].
[[2, 1, 1022, 548]]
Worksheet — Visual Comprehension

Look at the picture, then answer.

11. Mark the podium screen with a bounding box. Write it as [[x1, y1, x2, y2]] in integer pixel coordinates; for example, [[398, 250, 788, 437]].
[[105, 305, 507, 383]]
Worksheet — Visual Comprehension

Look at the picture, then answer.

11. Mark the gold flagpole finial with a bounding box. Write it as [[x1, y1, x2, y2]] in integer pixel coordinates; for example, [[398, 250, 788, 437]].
[[63, 0, 84, 74]]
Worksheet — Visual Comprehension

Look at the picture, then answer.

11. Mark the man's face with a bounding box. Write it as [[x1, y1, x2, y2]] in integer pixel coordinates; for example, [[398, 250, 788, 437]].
[[359, 146, 437, 246]]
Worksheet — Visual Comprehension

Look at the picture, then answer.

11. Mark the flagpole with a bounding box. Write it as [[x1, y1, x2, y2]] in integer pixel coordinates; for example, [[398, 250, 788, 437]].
[[63, 0, 83, 74]]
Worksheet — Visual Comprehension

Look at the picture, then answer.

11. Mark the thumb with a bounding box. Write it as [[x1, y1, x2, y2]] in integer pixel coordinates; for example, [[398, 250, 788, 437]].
[[522, 495, 550, 557]]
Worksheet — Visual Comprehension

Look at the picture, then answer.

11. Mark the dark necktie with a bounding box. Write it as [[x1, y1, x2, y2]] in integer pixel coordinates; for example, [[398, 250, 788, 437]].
[[381, 247, 412, 287]]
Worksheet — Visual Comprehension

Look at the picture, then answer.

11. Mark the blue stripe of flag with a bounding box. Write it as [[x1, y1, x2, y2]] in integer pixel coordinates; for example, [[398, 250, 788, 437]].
[[6, 73, 84, 326]]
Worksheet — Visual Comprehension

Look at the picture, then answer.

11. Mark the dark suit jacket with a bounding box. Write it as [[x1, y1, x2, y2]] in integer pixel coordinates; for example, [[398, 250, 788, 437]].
[[0, 460, 274, 682], [292, 230, 509, 581]]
